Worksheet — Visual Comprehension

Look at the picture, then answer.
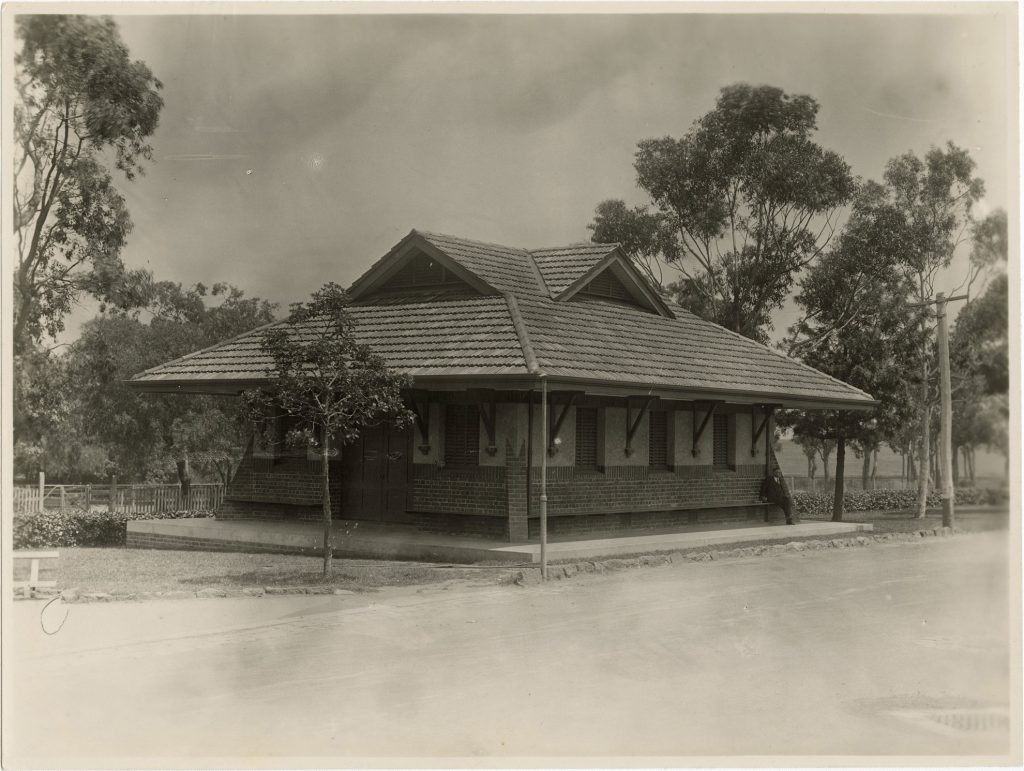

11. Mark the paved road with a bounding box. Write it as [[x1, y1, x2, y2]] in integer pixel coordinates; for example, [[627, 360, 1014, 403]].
[[4, 532, 1018, 765]]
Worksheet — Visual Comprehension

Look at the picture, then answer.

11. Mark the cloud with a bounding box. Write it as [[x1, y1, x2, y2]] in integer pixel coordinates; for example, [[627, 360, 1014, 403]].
[[863, 107, 939, 124], [161, 153, 249, 161], [192, 125, 242, 134]]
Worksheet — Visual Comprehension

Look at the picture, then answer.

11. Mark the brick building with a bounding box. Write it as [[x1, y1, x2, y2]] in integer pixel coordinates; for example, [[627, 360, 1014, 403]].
[[130, 229, 874, 541]]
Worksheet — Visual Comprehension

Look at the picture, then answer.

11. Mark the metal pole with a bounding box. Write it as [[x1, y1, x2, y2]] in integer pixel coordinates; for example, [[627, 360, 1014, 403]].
[[540, 375, 548, 581], [526, 389, 534, 541], [936, 293, 955, 528], [909, 291, 967, 527]]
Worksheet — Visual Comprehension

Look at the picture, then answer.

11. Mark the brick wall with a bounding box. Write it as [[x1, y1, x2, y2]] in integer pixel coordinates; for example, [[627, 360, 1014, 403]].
[[519, 463, 768, 518], [221, 421, 779, 540], [528, 504, 776, 538], [127, 531, 318, 555], [409, 464, 506, 516], [222, 443, 342, 519]]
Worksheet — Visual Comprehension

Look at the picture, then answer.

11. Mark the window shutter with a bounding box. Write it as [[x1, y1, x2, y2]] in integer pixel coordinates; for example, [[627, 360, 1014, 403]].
[[649, 411, 668, 468], [712, 413, 730, 469], [575, 407, 598, 468], [444, 404, 480, 468]]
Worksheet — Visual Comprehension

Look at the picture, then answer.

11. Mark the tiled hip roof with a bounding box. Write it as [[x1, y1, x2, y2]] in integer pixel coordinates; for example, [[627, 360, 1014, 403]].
[[513, 295, 874, 404]]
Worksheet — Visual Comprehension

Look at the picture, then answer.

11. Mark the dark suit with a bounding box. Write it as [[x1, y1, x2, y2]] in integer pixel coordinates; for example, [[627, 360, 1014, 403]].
[[760, 473, 796, 525]]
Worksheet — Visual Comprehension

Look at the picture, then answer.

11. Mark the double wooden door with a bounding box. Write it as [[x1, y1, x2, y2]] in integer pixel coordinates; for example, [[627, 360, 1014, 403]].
[[339, 423, 412, 523]]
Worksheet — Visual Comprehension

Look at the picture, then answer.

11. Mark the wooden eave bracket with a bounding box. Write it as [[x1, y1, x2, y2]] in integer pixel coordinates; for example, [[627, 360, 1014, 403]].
[[547, 391, 581, 456], [692, 401, 721, 457], [469, 389, 499, 456], [625, 396, 655, 456], [408, 391, 431, 455], [751, 405, 776, 457]]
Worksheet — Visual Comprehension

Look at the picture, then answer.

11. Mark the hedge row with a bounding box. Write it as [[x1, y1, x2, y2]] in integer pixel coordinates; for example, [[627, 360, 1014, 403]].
[[13, 508, 212, 549], [793, 487, 1005, 518]]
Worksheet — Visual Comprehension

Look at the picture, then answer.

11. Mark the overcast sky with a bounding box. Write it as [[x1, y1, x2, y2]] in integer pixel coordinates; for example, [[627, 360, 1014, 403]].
[[64, 8, 1013, 341]]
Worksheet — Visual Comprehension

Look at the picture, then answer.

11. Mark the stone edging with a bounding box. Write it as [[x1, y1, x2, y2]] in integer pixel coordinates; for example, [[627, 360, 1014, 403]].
[[510, 525, 967, 585]]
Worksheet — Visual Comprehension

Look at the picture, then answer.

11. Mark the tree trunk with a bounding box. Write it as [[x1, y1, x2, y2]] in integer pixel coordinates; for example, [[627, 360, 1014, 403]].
[[907, 447, 916, 483], [321, 427, 333, 577], [176, 450, 191, 508], [821, 448, 832, 481], [871, 448, 879, 488], [861, 449, 872, 489], [832, 436, 846, 522], [951, 444, 960, 488]]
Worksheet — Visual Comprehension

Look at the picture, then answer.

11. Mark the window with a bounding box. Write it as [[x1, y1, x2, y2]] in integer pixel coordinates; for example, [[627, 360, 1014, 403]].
[[444, 404, 479, 468], [712, 413, 731, 469], [575, 407, 598, 468], [649, 410, 668, 468]]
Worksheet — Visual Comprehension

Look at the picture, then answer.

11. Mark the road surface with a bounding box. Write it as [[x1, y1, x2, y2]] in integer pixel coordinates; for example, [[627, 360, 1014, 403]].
[[4, 531, 1018, 765]]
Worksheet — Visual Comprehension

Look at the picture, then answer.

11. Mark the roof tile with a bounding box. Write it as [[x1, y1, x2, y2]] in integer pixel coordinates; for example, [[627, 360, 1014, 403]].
[[529, 243, 618, 295], [131, 229, 873, 407]]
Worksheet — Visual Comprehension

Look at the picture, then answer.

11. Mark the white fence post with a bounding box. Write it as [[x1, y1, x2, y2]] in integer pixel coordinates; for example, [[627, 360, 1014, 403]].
[[37, 471, 44, 512]]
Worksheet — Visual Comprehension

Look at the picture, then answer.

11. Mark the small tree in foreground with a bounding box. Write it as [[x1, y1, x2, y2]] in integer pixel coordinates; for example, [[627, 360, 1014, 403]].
[[242, 283, 411, 576]]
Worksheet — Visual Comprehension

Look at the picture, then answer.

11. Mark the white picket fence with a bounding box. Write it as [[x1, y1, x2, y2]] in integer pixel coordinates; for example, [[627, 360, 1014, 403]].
[[12, 481, 224, 515]]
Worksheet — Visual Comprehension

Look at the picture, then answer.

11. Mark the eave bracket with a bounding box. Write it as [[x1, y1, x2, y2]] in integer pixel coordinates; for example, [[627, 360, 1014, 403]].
[[692, 401, 721, 458]]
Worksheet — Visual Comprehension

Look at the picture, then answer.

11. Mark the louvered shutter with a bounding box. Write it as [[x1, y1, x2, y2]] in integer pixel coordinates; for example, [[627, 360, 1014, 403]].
[[575, 407, 598, 468], [712, 413, 730, 469], [581, 269, 631, 301], [444, 404, 479, 468], [649, 410, 668, 468]]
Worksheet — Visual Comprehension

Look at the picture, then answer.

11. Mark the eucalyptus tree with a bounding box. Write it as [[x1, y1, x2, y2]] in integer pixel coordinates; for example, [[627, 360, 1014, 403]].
[[784, 183, 922, 520], [589, 83, 855, 343], [13, 15, 163, 354]]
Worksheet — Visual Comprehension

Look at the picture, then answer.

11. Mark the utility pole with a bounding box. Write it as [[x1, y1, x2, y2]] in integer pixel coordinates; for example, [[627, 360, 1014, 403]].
[[911, 292, 967, 528]]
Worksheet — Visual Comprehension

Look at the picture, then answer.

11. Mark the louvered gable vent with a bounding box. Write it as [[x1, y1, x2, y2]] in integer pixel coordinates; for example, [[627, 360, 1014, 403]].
[[569, 263, 665, 315], [384, 251, 468, 290]]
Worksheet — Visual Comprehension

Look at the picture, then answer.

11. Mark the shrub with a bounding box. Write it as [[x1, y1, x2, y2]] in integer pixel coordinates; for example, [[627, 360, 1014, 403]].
[[13, 508, 211, 549], [793, 487, 1005, 518]]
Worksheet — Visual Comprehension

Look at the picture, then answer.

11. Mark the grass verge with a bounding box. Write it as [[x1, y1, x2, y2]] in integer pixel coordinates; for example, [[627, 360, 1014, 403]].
[[39, 549, 516, 597], [19, 507, 1008, 599]]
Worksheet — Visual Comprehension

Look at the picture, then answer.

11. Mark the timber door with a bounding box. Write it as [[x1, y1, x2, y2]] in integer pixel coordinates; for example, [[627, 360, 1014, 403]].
[[340, 423, 412, 523]]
